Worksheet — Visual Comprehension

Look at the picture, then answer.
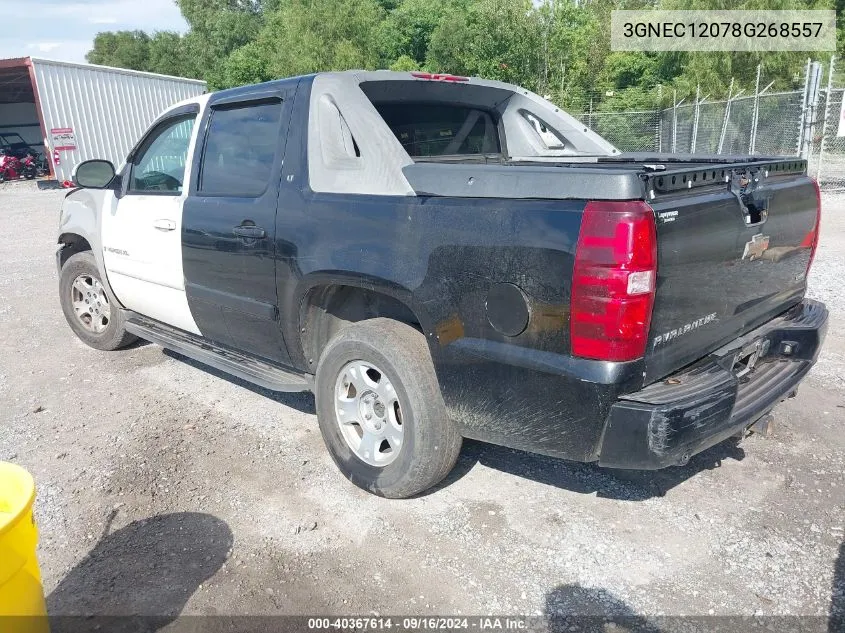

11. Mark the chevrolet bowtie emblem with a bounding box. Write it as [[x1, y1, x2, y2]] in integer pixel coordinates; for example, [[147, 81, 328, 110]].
[[742, 233, 770, 260]]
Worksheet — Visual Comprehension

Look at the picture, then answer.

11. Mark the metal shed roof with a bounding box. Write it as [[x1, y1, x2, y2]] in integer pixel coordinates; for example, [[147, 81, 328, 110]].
[[26, 57, 207, 85], [0, 57, 207, 181]]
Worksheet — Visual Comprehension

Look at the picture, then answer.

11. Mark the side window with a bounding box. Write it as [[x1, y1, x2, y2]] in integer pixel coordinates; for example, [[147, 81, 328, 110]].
[[521, 111, 566, 150], [129, 115, 195, 194], [318, 95, 361, 164], [198, 100, 283, 196]]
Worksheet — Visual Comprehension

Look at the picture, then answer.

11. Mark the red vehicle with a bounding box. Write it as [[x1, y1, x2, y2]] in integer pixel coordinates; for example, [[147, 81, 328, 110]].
[[0, 149, 39, 182], [0, 149, 22, 182]]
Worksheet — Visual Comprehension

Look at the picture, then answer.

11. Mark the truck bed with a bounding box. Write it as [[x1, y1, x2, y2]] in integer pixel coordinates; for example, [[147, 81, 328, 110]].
[[403, 155, 817, 385]]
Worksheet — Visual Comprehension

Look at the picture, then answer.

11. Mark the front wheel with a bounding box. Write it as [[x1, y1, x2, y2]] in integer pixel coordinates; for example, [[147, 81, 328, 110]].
[[59, 251, 137, 351], [315, 318, 462, 498]]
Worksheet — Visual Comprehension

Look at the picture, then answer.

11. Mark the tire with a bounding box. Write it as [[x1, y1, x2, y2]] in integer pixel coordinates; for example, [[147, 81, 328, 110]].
[[315, 318, 462, 498], [59, 251, 137, 351]]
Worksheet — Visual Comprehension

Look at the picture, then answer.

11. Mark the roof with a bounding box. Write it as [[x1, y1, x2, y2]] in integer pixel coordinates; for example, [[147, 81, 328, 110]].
[[205, 69, 522, 102], [0, 59, 34, 104], [0, 56, 206, 86]]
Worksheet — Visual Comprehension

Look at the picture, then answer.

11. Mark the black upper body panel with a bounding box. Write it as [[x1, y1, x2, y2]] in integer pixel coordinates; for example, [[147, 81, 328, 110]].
[[174, 74, 819, 462]]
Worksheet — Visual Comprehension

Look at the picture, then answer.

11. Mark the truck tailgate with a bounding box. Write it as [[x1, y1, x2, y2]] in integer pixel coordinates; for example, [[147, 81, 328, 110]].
[[643, 159, 818, 383]]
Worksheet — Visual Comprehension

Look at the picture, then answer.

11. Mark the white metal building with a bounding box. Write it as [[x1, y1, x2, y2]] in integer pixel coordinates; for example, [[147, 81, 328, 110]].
[[0, 57, 206, 181]]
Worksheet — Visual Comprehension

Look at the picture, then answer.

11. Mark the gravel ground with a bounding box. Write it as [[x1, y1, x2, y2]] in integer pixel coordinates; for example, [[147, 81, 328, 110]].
[[0, 183, 843, 624]]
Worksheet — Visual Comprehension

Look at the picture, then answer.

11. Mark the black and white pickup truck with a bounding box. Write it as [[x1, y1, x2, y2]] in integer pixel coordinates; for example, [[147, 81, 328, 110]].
[[57, 70, 827, 498]]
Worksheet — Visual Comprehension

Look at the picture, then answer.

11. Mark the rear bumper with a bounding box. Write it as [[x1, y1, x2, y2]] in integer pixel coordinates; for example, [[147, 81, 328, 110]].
[[598, 299, 828, 469]]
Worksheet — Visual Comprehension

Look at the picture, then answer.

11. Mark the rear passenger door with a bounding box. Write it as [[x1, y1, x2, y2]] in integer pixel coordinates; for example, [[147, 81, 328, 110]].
[[182, 85, 296, 363]]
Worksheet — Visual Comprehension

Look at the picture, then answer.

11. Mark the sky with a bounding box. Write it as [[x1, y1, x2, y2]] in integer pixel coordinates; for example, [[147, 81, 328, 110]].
[[0, 0, 188, 64]]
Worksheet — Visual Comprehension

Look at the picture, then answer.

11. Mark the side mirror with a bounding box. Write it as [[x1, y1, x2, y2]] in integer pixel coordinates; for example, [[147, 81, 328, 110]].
[[73, 159, 116, 189]]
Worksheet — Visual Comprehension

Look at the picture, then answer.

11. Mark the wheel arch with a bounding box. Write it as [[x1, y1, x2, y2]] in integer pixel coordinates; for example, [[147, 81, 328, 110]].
[[294, 275, 436, 373], [57, 232, 92, 268], [57, 189, 123, 308]]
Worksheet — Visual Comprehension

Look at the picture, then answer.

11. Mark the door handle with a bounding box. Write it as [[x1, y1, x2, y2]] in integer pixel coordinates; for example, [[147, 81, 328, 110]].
[[153, 219, 176, 231], [233, 225, 266, 239]]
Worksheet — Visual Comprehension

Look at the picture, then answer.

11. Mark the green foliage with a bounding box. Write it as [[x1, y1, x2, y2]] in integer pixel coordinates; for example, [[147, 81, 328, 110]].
[[178, 0, 265, 84], [147, 32, 193, 78], [534, 0, 608, 111], [86, 31, 151, 70], [256, 0, 385, 77], [389, 54, 421, 72], [86, 0, 841, 115], [213, 41, 274, 89], [427, 0, 541, 87], [379, 0, 468, 67], [599, 53, 661, 92]]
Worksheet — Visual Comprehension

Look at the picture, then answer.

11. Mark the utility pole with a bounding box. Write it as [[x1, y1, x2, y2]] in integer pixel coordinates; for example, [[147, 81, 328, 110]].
[[803, 61, 824, 159], [691, 85, 701, 153], [718, 78, 734, 154], [749, 64, 762, 154], [671, 89, 678, 153], [797, 58, 811, 156], [816, 56, 836, 180], [657, 84, 664, 151]]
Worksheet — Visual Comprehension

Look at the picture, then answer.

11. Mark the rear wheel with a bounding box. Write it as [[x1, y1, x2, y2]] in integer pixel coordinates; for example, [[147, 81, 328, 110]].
[[59, 251, 137, 351], [315, 318, 462, 498]]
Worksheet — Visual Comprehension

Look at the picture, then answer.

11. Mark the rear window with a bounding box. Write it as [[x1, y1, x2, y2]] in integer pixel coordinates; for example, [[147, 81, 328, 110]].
[[373, 103, 500, 157]]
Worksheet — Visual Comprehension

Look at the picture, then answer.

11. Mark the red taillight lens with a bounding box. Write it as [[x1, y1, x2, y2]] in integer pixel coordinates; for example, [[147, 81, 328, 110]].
[[570, 200, 658, 362], [803, 179, 822, 275]]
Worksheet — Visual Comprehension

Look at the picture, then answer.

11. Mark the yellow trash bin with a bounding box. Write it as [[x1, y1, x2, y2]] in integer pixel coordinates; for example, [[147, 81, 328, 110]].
[[0, 462, 49, 633]]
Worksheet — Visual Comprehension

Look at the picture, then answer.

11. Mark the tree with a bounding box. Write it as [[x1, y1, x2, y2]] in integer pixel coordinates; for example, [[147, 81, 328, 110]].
[[178, 0, 265, 84], [535, 0, 608, 110], [657, 0, 834, 100], [215, 41, 274, 88], [86, 30, 200, 79], [378, 0, 468, 68], [254, 0, 385, 78], [85, 0, 840, 112], [147, 32, 196, 78], [86, 31, 151, 70], [389, 54, 421, 71], [427, 0, 541, 88]]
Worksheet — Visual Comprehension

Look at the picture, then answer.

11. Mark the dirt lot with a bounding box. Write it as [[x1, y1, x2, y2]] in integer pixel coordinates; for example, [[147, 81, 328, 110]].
[[1, 183, 843, 624]]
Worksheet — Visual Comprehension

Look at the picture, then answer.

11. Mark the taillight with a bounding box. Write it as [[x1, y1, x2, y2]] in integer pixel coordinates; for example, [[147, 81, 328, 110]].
[[803, 179, 822, 275], [570, 200, 658, 362]]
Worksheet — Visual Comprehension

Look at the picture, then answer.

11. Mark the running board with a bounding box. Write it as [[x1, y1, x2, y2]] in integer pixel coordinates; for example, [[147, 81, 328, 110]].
[[124, 314, 313, 393]]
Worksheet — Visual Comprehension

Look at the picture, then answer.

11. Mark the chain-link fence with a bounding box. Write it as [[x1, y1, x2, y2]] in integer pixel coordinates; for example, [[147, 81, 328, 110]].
[[578, 110, 661, 152], [572, 60, 845, 191], [809, 87, 845, 191]]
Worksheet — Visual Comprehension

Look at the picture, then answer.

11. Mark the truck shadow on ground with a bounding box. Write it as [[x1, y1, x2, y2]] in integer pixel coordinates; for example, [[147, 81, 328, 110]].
[[434, 438, 746, 501], [157, 347, 743, 500], [162, 349, 316, 414], [158, 350, 738, 500], [545, 584, 661, 632], [832, 542, 844, 633], [47, 511, 232, 633], [543, 540, 845, 632]]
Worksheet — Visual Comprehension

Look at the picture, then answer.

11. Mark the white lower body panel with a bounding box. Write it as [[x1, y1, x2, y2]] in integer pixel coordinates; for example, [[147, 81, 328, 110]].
[[108, 272, 201, 335]]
